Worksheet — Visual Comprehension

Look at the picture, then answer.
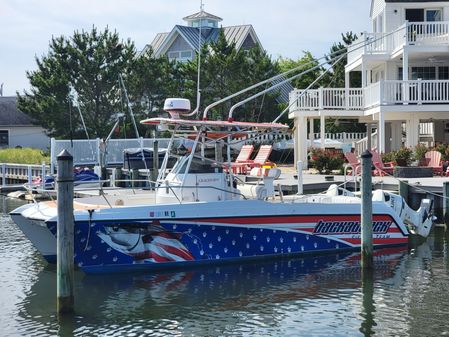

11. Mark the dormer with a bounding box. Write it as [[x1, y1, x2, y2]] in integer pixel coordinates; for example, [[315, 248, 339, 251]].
[[182, 10, 223, 28]]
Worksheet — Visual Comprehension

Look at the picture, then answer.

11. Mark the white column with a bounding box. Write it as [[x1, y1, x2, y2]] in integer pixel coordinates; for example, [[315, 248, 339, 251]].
[[345, 72, 350, 89], [320, 114, 325, 149], [405, 114, 419, 148], [390, 121, 403, 151], [378, 112, 385, 153], [402, 47, 409, 104], [293, 118, 299, 165], [362, 60, 367, 88], [308, 118, 314, 144]]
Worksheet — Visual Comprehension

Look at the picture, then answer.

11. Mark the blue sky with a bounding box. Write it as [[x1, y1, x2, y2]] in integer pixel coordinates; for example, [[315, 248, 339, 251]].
[[0, 0, 369, 96]]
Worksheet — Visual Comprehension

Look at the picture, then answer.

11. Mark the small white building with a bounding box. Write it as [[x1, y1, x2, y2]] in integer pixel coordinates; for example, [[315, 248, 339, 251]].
[[290, 0, 449, 167], [0, 97, 49, 150]]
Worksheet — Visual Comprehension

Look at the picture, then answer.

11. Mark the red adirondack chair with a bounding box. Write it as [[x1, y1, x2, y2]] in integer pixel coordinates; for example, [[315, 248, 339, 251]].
[[370, 149, 394, 176], [425, 150, 443, 175], [230, 145, 254, 174], [232, 145, 273, 173], [344, 152, 361, 175]]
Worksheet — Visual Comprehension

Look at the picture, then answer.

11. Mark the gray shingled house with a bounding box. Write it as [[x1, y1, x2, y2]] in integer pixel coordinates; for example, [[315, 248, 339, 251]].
[[141, 9, 292, 104], [0, 97, 49, 149]]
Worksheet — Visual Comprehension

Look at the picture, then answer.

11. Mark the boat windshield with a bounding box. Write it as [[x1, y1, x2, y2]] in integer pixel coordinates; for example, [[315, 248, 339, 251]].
[[172, 155, 223, 174]]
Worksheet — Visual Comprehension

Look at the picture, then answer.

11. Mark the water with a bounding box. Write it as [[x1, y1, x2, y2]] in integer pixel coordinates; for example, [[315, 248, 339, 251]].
[[1, 197, 449, 337]]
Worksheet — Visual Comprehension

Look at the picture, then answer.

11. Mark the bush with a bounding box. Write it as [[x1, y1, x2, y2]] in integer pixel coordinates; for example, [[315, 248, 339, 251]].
[[381, 151, 396, 164], [394, 147, 413, 166], [0, 148, 50, 164], [435, 144, 449, 162], [413, 144, 428, 161], [309, 149, 345, 174]]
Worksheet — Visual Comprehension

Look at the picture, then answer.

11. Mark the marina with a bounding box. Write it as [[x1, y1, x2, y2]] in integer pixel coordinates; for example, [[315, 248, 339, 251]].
[[1, 196, 449, 336]]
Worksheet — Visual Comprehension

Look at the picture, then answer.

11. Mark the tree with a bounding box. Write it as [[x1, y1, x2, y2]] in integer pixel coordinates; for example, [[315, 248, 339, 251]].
[[181, 29, 281, 122], [18, 27, 136, 138], [278, 52, 322, 89], [325, 32, 361, 88]]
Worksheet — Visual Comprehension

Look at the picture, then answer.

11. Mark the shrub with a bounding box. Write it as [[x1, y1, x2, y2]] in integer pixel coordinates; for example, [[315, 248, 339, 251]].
[[381, 151, 396, 164], [393, 147, 413, 166], [0, 148, 50, 164], [435, 144, 449, 162], [309, 149, 344, 174], [413, 144, 428, 161]]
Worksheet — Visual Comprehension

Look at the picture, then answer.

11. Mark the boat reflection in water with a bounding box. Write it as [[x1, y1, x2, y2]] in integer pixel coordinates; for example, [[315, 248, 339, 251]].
[[21, 247, 408, 336]]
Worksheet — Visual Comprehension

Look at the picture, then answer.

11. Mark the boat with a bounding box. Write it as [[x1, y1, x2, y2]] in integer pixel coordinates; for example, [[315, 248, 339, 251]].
[[10, 97, 434, 272]]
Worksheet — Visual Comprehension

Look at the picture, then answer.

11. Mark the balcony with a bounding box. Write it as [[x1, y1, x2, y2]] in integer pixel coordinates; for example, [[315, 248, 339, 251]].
[[348, 21, 449, 65], [290, 80, 449, 113]]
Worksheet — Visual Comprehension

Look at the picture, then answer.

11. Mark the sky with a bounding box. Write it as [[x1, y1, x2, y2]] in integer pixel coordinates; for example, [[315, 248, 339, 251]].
[[0, 0, 370, 96]]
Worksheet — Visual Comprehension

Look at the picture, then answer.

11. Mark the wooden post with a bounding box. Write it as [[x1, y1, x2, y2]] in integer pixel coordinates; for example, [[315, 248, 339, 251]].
[[2, 163, 5, 187], [56, 149, 74, 314], [152, 140, 159, 185], [115, 168, 122, 188], [361, 150, 373, 269], [27, 165, 32, 186], [399, 180, 409, 205], [443, 182, 449, 225]]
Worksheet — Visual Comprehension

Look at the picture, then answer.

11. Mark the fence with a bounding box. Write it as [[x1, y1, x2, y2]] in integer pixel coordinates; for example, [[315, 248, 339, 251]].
[[50, 138, 176, 170]]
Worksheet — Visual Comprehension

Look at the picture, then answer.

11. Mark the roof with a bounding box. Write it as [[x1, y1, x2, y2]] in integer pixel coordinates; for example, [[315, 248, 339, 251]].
[[152, 24, 260, 57], [183, 10, 223, 22], [0, 97, 36, 126]]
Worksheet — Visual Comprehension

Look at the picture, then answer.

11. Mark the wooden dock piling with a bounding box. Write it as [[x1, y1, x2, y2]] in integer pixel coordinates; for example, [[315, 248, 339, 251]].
[[361, 150, 373, 269], [444, 182, 449, 225], [56, 149, 74, 314]]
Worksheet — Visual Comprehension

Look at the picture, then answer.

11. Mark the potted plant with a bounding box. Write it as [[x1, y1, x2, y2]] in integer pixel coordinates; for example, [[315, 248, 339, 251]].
[[309, 149, 344, 174], [414, 144, 428, 166], [394, 147, 413, 167]]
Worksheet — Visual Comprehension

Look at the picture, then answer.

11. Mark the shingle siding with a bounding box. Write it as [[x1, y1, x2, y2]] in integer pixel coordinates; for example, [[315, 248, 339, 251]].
[[0, 97, 35, 126]]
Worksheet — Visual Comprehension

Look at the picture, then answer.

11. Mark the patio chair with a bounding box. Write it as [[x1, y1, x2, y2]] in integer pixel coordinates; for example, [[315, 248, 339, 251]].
[[370, 149, 394, 176], [232, 145, 273, 173], [425, 150, 443, 176], [230, 145, 254, 174], [343, 152, 361, 175]]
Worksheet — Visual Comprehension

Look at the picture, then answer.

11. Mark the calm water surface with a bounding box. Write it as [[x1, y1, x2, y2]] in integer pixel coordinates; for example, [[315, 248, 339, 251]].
[[1, 196, 449, 337]]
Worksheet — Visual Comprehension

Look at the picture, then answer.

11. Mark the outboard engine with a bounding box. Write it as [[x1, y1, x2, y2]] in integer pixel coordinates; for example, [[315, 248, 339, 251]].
[[164, 98, 191, 119], [372, 190, 434, 238]]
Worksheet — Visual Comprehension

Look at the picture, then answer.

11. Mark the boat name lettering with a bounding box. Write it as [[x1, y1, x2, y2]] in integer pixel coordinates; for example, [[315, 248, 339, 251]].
[[149, 211, 176, 218], [313, 220, 392, 235], [198, 178, 219, 183]]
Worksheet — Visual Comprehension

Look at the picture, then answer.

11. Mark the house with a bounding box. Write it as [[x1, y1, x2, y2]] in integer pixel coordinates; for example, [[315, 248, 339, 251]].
[[289, 0, 449, 167], [142, 8, 292, 103], [0, 97, 49, 150]]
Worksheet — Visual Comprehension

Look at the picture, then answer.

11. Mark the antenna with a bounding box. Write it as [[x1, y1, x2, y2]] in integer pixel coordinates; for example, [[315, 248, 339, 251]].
[[188, 0, 203, 117]]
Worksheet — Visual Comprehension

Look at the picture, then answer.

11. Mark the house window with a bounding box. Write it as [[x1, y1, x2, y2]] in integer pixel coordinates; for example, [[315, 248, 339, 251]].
[[167, 50, 193, 62], [0, 130, 9, 147], [438, 67, 449, 80], [411, 67, 436, 80], [426, 9, 442, 22]]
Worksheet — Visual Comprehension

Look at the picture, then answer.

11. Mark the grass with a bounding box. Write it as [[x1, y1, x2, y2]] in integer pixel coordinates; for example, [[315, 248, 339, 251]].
[[0, 148, 50, 165]]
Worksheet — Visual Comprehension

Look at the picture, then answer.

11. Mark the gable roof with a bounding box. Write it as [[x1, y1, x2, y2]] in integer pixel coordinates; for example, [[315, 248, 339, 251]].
[[0, 97, 36, 126], [151, 24, 261, 58]]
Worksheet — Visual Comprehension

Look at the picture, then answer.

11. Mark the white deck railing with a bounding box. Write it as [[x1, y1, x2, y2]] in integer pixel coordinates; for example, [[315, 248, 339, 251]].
[[312, 132, 366, 142], [348, 21, 449, 64], [291, 80, 449, 111]]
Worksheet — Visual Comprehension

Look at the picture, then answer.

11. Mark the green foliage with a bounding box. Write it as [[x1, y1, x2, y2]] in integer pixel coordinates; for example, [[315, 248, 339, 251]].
[[278, 51, 322, 89], [18, 27, 136, 138], [309, 149, 344, 174], [0, 148, 49, 164], [392, 147, 414, 166], [435, 144, 449, 161], [181, 30, 281, 122], [413, 144, 428, 161], [381, 151, 396, 165]]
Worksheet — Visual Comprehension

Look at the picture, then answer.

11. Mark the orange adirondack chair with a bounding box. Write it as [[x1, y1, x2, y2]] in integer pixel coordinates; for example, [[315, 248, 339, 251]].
[[230, 145, 254, 174], [425, 150, 443, 175], [370, 149, 394, 176], [344, 152, 361, 175]]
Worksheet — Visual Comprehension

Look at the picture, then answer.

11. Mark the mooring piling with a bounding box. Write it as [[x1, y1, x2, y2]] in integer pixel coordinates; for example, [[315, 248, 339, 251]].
[[361, 150, 373, 269], [152, 140, 159, 185], [56, 149, 74, 314], [444, 181, 449, 224], [399, 180, 409, 204]]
